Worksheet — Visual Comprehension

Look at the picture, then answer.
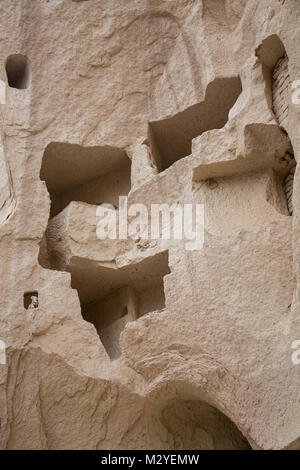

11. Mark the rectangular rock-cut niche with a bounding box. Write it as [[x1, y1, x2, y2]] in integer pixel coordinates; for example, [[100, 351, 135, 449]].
[[83, 283, 166, 360], [24, 291, 38, 310], [40, 142, 131, 218], [148, 76, 242, 172], [256, 35, 290, 131]]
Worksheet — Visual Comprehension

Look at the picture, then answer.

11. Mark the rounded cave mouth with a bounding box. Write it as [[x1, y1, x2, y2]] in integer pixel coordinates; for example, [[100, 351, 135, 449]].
[[6, 54, 31, 90], [153, 399, 251, 450]]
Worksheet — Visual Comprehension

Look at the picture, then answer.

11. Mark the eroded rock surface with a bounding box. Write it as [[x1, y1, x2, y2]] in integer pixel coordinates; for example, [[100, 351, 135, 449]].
[[0, 0, 300, 450]]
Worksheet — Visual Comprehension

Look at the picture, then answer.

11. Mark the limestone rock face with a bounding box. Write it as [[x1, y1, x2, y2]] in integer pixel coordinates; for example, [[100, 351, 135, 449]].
[[1, 0, 300, 450]]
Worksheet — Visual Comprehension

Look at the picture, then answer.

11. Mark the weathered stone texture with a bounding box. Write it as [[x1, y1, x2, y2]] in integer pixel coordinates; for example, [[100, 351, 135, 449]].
[[0, 0, 300, 450]]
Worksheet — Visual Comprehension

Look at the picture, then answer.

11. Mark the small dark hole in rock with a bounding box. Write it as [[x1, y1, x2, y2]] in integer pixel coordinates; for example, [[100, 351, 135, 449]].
[[24, 291, 38, 310]]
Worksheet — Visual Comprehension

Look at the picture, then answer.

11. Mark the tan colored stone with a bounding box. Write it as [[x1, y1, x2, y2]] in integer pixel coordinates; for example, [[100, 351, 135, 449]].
[[0, 0, 300, 450]]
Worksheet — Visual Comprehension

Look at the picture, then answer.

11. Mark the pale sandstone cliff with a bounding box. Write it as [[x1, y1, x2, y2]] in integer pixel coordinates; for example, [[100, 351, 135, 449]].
[[0, 0, 300, 450]]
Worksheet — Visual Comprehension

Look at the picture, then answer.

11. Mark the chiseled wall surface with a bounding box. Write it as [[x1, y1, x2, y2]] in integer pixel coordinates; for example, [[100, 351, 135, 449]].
[[0, 0, 300, 450]]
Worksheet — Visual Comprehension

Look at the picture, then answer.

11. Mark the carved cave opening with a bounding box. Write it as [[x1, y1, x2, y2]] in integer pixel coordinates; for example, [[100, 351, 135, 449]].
[[6, 54, 31, 90], [80, 251, 170, 359], [24, 291, 39, 310], [40, 142, 131, 218]]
